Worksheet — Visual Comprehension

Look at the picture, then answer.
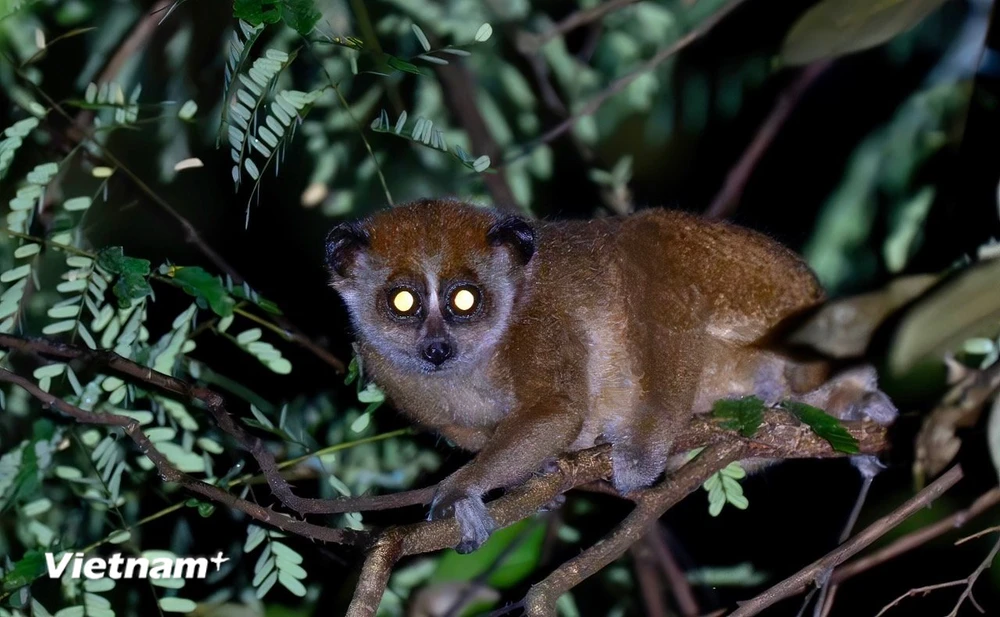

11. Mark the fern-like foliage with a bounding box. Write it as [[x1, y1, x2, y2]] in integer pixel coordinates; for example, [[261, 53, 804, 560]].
[[0, 117, 39, 179], [220, 19, 266, 146], [370, 109, 491, 172], [226, 48, 297, 190]]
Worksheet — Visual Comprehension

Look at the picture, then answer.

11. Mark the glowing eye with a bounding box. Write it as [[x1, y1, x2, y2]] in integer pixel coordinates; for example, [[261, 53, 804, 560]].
[[388, 288, 420, 316], [449, 285, 481, 316]]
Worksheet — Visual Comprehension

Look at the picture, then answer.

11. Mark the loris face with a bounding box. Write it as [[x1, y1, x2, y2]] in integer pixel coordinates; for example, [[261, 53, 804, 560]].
[[324, 199, 536, 374]]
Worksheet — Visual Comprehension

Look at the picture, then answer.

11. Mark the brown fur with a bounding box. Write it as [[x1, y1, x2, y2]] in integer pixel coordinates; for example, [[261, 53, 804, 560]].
[[326, 199, 896, 552]]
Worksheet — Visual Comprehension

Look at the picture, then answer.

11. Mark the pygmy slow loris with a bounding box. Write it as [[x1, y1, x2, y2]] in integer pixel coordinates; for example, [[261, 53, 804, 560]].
[[325, 199, 896, 552]]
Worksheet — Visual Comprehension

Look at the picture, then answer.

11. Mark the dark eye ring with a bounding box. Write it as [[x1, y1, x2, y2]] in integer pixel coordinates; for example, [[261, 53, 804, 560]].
[[386, 286, 421, 318], [446, 284, 482, 318]]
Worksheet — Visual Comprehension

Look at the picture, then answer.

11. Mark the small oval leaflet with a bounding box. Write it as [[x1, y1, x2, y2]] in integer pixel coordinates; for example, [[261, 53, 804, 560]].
[[472, 155, 491, 172], [64, 196, 92, 211], [237, 328, 262, 344], [173, 157, 204, 172], [411, 23, 431, 51], [475, 23, 493, 43], [158, 598, 197, 613], [178, 99, 198, 120]]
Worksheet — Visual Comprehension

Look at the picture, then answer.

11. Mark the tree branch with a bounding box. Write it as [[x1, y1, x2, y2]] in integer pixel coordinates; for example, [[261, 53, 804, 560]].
[[705, 61, 832, 220], [0, 367, 366, 546], [524, 442, 748, 617], [832, 486, 1000, 584], [512, 0, 746, 159], [729, 465, 965, 617], [516, 0, 640, 54]]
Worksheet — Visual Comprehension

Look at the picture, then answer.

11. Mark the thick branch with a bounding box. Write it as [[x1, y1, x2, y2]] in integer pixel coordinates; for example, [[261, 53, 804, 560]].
[[524, 442, 748, 616]]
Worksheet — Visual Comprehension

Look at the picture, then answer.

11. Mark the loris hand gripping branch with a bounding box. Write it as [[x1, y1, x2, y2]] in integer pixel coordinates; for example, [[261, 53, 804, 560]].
[[325, 199, 896, 553]]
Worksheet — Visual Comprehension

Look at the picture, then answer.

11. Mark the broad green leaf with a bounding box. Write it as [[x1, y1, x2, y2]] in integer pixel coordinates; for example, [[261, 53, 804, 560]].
[[782, 401, 860, 454], [712, 396, 765, 437], [97, 246, 151, 276], [167, 266, 235, 317], [233, 0, 320, 36], [781, 0, 949, 66], [0, 550, 46, 592], [888, 259, 1000, 375], [989, 396, 1000, 483], [431, 519, 545, 589]]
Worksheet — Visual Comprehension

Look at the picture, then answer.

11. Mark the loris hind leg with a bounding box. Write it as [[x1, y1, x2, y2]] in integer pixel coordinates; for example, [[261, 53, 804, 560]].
[[604, 340, 703, 495]]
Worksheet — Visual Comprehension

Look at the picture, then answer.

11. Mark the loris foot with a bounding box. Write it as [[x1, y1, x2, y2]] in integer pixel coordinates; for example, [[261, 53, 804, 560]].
[[429, 486, 497, 554], [608, 442, 669, 495]]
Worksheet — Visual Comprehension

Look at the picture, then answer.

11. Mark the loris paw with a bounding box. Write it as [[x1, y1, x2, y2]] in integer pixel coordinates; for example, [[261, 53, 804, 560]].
[[857, 390, 897, 426], [850, 454, 887, 480], [610, 443, 668, 495], [539, 494, 566, 513], [429, 488, 496, 554]]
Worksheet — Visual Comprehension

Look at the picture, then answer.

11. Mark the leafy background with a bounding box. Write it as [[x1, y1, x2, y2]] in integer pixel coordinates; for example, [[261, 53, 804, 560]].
[[1, 0, 1000, 616]]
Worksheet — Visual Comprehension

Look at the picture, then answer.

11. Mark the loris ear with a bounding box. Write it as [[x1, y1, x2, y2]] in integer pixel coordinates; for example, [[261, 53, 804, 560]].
[[487, 216, 536, 265], [325, 222, 370, 277]]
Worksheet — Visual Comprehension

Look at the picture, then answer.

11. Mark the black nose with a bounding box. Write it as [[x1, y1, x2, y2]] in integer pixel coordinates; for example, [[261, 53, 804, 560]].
[[422, 341, 452, 366]]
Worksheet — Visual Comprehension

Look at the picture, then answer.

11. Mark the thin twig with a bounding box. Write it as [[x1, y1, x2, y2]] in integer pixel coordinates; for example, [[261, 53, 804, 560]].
[[0, 333, 409, 513], [705, 61, 832, 220], [434, 52, 520, 212], [651, 526, 701, 617], [517, 0, 640, 53], [833, 487, 1000, 583], [632, 540, 669, 617], [511, 0, 746, 161], [875, 534, 1000, 617], [0, 368, 365, 547], [729, 465, 965, 617], [7, 63, 347, 374], [524, 442, 749, 616]]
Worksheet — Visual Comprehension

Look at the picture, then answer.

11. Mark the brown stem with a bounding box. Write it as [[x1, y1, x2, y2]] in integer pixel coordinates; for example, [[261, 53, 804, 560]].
[[524, 442, 749, 616], [632, 540, 669, 617], [514, 0, 746, 159], [832, 486, 1000, 584], [705, 61, 832, 220], [0, 367, 365, 546], [517, 0, 640, 53], [651, 526, 701, 617], [346, 531, 405, 617], [435, 60, 520, 212], [730, 465, 965, 616]]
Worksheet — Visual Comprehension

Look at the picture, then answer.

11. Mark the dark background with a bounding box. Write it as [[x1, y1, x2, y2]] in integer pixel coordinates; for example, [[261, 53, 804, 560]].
[[2, 0, 1000, 615]]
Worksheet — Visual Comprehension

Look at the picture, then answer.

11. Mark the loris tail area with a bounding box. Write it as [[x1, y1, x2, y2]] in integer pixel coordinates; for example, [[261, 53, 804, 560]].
[[325, 199, 897, 553]]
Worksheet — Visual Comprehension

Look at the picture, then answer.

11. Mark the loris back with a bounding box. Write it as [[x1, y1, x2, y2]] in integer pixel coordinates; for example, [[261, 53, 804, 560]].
[[326, 199, 894, 552]]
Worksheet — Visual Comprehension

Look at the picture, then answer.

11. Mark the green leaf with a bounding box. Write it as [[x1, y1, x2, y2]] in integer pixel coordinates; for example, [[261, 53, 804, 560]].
[[233, 0, 320, 36], [112, 273, 153, 309], [167, 266, 235, 317], [159, 598, 198, 613], [781, 0, 948, 66], [385, 55, 426, 76], [430, 520, 545, 589], [782, 401, 860, 454], [712, 396, 765, 437], [97, 246, 151, 276], [1, 550, 46, 592]]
